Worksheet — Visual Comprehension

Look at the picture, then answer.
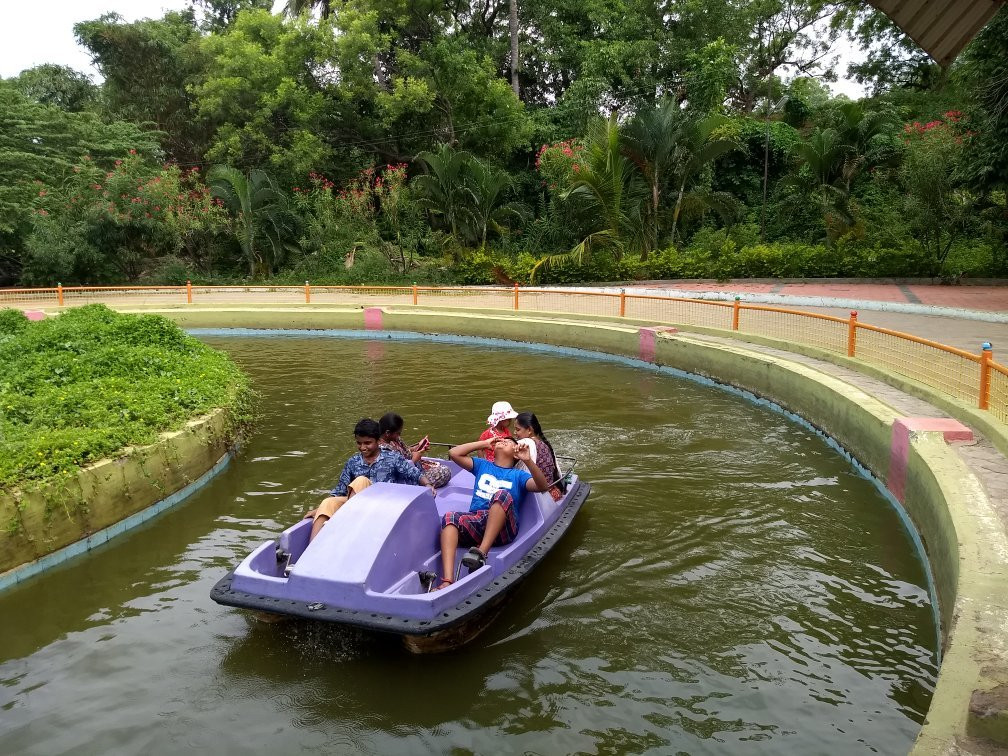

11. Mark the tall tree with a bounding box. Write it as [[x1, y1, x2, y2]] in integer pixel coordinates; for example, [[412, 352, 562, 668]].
[[75, 11, 208, 165], [962, 7, 1008, 191], [0, 83, 161, 284], [12, 65, 97, 112], [190, 10, 337, 187], [509, 0, 520, 98], [187, 0, 273, 31], [283, 0, 333, 19]]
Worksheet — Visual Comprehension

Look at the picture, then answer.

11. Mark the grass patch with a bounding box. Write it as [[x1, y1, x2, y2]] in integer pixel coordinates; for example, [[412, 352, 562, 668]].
[[0, 304, 254, 491]]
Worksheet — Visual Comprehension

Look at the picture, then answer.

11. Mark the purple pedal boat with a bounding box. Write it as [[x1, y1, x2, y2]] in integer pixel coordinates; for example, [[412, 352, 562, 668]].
[[211, 460, 590, 652]]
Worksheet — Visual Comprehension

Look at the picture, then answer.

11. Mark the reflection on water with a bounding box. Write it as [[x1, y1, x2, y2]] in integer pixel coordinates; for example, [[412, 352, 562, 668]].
[[0, 337, 936, 754]]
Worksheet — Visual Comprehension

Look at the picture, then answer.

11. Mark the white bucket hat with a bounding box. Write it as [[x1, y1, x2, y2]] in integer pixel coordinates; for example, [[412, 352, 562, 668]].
[[487, 401, 518, 426]]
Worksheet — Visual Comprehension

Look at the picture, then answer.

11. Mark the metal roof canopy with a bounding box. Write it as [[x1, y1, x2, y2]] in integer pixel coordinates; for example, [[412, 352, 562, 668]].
[[866, 0, 1006, 65]]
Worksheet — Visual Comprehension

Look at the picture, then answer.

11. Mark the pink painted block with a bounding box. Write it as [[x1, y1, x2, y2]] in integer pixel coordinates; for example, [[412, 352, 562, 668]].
[[24, 310, 46, 321], [887, 422, 911, 504], [638, 326, 678, 363], [887, 417, 974, 503], [898, 417, 974, 443], [363, 307, 383, 331]]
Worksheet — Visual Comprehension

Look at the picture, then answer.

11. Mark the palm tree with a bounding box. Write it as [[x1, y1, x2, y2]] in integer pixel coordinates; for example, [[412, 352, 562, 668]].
[[780, 128, 854, 245], [531, 116, 648, 281], [411, 144, 476, 243], [467, 160, 528, 248], [623, 99, 688, 256], [667, 113, 739, 244], [207, 166, 294, 278], [831, 101, 894, 193]]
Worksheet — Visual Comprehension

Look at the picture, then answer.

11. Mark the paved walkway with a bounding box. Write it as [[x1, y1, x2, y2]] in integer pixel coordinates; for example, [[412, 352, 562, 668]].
[[625, 280, 1008, 354], [634, 279, 1008, 311]]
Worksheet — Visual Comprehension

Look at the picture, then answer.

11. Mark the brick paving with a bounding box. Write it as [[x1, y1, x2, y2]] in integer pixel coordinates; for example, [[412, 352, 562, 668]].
[[634, 279, 1008, 311], [626, 280, 1008, 354]]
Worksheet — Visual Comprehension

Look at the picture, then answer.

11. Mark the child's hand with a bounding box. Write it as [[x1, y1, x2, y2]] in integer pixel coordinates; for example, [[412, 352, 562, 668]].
[[514, 443, 532, 462]]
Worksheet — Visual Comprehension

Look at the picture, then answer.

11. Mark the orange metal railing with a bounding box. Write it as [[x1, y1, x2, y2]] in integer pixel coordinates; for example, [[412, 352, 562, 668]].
[[3, 282, 1004, 424]]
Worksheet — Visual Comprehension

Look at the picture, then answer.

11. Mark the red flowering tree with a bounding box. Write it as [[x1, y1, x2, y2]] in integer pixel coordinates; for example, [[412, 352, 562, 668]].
[[899, 111, 976, 277], [24, 152, 224, 283], [535, 139, 585, 193], [290, 163, 415, 277]]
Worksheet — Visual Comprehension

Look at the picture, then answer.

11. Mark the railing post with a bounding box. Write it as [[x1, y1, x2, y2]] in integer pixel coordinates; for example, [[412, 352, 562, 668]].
[[980, 342, 993, 410], [619, 288, 626, 317], [186, 280, 193, 304], [304, 280, 311, 304], [847, 310, 858, 357], [732, 296, 740, 331], [412, 282, 418, 306], [57, 283, 63, 307], [514, 282, 519, 311]]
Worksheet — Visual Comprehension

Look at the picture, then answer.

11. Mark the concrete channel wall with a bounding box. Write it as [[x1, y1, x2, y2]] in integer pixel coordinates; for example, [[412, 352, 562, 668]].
[[0, 408, 234, 585], [7, 302, 1007, 753], [154, 303, 1008, 753]]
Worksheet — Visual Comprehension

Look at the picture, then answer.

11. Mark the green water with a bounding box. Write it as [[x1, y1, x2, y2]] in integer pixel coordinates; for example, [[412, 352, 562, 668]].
[[0, 336, 937, 754]]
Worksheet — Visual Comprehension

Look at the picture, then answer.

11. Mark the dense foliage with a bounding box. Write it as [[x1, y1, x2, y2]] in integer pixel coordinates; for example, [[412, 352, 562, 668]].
[[1, 2, 1005, 286], [0, 305, 253, 492]]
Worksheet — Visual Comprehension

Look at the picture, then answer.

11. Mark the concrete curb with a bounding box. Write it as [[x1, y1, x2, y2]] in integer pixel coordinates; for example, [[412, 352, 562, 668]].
[[0, 409, 237, 586]]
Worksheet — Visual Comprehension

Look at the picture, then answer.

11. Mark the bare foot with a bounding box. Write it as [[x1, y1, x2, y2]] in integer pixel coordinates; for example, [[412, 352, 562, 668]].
[[434, 578, 453, 591]]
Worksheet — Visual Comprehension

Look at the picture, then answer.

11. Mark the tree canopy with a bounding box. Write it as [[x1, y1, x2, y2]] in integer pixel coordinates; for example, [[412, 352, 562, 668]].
[[0, 1, 1004, 286]]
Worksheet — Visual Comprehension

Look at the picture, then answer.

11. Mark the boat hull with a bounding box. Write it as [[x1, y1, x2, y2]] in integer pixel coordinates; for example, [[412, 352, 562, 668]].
[[211, 476, 590, 649]]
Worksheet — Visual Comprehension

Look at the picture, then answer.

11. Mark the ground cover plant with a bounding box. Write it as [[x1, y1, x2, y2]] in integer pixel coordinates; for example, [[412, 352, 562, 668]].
[[0, 305, 253, 494]]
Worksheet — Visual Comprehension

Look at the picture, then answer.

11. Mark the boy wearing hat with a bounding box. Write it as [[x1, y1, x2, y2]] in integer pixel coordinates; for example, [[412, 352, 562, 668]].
[[479, 400, 518, 462], [434, 435, 549, 589]]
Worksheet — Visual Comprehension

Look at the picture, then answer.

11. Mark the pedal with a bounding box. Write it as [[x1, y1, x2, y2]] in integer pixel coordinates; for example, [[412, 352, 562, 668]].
[[418, 570, 437, 593]]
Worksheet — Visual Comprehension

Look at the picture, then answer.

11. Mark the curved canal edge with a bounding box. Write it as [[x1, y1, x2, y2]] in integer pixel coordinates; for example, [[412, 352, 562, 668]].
[[0, 408, 237, 589], [140, 303, 1008, 754]]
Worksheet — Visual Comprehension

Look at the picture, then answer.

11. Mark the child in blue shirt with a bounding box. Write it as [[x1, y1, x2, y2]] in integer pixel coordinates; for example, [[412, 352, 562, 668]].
[[436, 435, 549, 589], [304, 418, 435, 542]]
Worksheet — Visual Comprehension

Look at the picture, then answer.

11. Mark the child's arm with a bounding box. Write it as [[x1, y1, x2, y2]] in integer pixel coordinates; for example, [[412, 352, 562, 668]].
[[449, 438, 492, 472], [331, 458, 354, 497]]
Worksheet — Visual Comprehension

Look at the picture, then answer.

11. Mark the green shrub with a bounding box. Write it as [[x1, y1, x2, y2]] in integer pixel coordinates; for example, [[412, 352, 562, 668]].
[[0, 308, 29, 336], [141, 255, 194, 285], [0, 304, 254, 491]]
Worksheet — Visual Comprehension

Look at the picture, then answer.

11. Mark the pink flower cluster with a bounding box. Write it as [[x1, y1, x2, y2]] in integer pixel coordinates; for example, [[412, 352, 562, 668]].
[[534, 139, 582, 170], [902, 111, 976, 145], [308, 171, 335, 190]]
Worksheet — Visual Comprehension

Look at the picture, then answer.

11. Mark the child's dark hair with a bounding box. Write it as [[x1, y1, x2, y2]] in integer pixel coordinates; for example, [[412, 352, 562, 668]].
[[515, 412, 560, 484], [354, 418, 381, 439], [378, 412, 404, 436]]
